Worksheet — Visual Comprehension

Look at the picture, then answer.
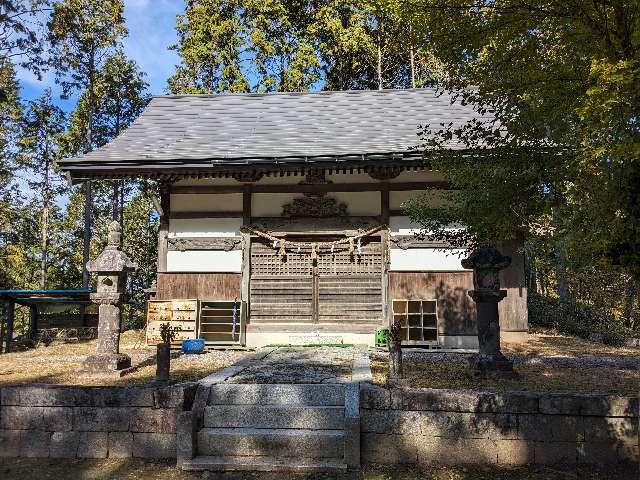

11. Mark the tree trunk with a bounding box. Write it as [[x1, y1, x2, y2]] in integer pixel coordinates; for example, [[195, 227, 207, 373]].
[[409, 24, 416, 88], [555, 239, 570, 302], [82, 181, 92, 288], [112, 181, 119, 221], [410, 45, 416, 88], [40, 157, 50, 290], [82, 49, 96, 289], [623, 278, 637, 329], [376, 28, 383, 90], [524, 242, 538, 295]]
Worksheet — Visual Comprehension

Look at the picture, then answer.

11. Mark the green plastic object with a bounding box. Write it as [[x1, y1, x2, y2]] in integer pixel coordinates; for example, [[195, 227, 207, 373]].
[[375, 327, 390, 347]]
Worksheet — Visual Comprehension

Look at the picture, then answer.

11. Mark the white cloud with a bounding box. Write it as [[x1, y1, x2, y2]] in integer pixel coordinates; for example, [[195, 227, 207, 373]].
[[18, 0, 182, 104], [123, 0, 182, 95]]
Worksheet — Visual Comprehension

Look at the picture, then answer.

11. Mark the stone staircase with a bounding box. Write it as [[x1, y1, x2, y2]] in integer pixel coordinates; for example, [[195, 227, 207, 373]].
[[178, 383, 360, 472]]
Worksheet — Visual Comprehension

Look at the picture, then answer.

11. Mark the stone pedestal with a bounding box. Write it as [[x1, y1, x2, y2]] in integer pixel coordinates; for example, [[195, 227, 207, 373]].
[[82, 221, 137, 376], [462, 246, 515, 377]]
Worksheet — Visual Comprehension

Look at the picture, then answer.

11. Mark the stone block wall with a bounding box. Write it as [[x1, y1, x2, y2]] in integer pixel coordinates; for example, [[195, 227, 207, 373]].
[[0, 383, 196, 459], [360, 385, 638, 467]]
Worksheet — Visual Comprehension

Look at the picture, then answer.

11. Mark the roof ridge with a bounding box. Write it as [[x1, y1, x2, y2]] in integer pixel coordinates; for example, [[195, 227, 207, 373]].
[[152, 87, 439, 100]]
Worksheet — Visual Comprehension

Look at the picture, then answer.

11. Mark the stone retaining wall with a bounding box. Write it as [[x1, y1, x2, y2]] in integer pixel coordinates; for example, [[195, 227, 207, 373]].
[[0, 383, 196, 459], [360, 385, 638, 466]]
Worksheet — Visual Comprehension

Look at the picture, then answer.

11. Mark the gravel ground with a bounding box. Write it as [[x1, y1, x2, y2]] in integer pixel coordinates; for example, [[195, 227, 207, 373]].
[[226, 347, 357, 384]]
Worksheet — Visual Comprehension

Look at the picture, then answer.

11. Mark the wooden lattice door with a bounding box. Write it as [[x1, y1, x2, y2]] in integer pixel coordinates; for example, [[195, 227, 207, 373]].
[[316, 236, 383, 324], [250, 240, 315, 324], [249, 236, 383, 325]]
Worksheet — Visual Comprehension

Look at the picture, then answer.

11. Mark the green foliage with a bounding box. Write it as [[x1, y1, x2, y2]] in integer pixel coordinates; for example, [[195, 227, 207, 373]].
[[169, 0, 437, 94], [47, 0, 127, 97], [406, 1, 640, 282], [528, 294, 632, 347], [0, 59, 21, 219], [0, 1, 51, 76], [16, 89, 66, 288]]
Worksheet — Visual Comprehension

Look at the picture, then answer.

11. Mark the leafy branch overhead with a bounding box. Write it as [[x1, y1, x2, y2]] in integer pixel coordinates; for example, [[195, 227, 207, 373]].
[[404, 1, 640, 283]]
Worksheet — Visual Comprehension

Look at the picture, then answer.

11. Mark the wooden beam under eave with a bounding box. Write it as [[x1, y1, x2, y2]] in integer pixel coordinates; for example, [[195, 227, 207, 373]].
[[171, 181, 452, 195]]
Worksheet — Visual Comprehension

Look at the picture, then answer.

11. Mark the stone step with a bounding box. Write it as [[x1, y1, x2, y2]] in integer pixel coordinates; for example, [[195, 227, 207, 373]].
[[208, 383, 345, 406], [197, 427, 345, 459], [181, 455, 348, 472], [204, 404, 345, 430]]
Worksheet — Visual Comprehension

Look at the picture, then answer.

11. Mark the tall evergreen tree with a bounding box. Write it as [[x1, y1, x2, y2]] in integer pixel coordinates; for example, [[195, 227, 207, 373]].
[[63, 50, 149, 225], [0, 0, 51, 77], [17, 88, 66, 289], [47, 0, 127, 287], [0, 59, 22, 289], [169, 0, 437, 94]]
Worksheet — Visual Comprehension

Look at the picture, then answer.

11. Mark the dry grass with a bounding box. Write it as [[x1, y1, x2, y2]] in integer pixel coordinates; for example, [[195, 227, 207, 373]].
[[503, 330, 640, 358], [0, 330, 250, 387], [370, 331, 640, 395], [371, 358, 638, 395], [0, 459, 634, 480]]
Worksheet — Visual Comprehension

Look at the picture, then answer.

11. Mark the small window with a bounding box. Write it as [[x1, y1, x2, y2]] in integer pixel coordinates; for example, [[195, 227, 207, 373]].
[[391, 299, 438, 345]]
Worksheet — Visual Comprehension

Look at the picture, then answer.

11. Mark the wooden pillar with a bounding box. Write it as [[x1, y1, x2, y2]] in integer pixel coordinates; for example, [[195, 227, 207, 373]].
[[240, 185, 252, 340], [380, 183, 392, 327], [498, 239, 529, 342], [5, 301, 14, 353], [157, 181, 171, 273]]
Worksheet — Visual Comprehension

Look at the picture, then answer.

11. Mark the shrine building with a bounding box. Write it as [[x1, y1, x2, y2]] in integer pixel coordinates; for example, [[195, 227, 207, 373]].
[[59, 89, 528, 349]]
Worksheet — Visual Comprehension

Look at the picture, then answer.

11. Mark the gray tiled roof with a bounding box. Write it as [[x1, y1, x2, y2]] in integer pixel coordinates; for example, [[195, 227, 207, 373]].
[[58, 88, 485, 175]]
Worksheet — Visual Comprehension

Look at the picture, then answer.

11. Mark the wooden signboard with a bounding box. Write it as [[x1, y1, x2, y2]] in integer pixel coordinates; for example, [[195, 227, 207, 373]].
[[146, 299, 199, 346]]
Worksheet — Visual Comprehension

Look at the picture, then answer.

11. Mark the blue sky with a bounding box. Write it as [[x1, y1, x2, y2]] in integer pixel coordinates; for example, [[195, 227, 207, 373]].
[[18, 0, 183, 109]]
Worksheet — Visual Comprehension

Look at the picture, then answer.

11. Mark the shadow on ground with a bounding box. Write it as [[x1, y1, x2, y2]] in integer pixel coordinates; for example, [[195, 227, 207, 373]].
[[0, 459, 635, 480]]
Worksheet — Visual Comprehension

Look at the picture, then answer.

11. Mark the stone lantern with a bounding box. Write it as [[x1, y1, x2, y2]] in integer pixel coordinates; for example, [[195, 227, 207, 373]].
[[461, 246, 514, 376], [83, 221, 138, 375]]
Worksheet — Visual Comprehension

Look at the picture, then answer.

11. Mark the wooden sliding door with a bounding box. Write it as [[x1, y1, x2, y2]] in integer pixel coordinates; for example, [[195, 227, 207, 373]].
[[249, 236, 383, 325]]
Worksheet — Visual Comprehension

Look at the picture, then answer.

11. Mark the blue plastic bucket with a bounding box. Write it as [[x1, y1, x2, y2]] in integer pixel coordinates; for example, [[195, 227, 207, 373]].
[[182, 339, 205, 354]]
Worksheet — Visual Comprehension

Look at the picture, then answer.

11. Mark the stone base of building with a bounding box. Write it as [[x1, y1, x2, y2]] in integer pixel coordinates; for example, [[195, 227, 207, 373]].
[[245, 331, 375, 348], [501, 330, 529, 344], [244, 331, 529, 349]]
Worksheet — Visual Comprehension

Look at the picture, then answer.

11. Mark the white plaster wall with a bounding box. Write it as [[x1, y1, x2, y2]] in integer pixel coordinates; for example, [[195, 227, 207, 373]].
[[331, 191, 380, 216], [171, 193, 242, 212], [166, 250, 242, 272], [168, 218, 243, 238], [252, 193, 298, 217], [390, 248, 469, 271]]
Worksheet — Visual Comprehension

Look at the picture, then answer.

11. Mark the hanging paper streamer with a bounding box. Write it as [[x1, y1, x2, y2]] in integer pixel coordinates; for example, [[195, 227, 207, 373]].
[[239, 224, 386, 262]]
